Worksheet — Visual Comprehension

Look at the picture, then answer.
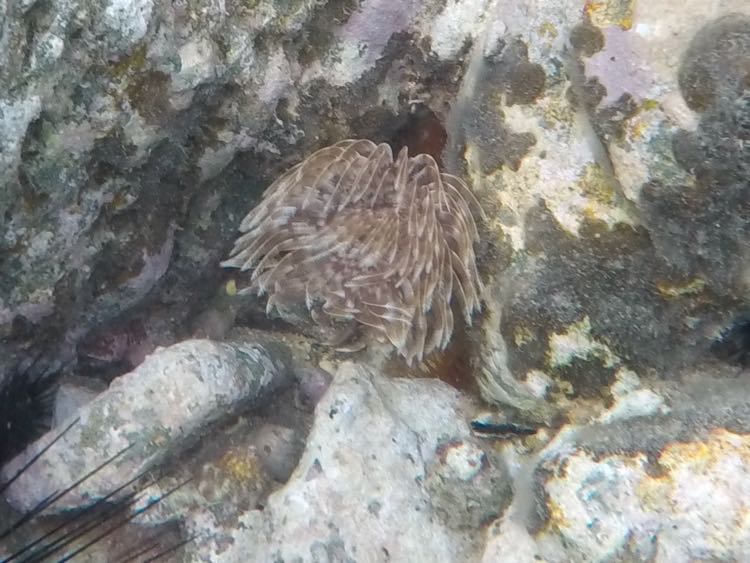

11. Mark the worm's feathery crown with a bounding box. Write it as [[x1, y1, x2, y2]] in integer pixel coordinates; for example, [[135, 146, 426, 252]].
[[222, 139, 484, 365]]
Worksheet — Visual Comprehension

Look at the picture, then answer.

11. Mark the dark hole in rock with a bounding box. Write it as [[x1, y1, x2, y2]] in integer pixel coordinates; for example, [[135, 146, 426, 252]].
[[19, 114, 46, 161], [9, 315, 35, 342], [711, 316, 750, 368], [22, 0, 55, 66], [384, 322, 479, 395], [389, 106, 448, 165]]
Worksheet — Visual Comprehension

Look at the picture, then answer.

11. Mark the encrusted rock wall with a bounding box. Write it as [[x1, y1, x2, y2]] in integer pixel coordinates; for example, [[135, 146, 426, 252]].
[[0, 0, 465, 379], [458, 1, 750, 416], [1, 0, 750, 561]]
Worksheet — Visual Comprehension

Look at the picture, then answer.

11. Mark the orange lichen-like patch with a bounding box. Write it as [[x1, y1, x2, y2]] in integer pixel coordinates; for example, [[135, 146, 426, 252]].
[[584, 0, 634, 30], [659, 430, 750, 474], [544, 497, 571, 534], [223, 139, 485, 365]]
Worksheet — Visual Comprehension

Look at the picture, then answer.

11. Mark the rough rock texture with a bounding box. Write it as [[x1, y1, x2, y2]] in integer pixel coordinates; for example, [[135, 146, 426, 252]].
[[1, 0, 750, 561], [1, 337, 291, 512], [176, 363, 509, 562], [455, 0, 750, 418], [484, 375, 750, 562], [0, 0, 466, 382], [1, 355, 507, 561], [51, 374, 107, 426]]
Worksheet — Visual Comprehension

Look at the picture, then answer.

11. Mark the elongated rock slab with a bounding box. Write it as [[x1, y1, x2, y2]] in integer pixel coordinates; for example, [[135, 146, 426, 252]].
[[1, 338, 291, 512]]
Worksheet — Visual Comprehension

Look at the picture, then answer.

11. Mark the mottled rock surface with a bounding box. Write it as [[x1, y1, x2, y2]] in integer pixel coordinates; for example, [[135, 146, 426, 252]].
[[1, 338, 291, 512], [1, 0, 749, 561], [180, 363, 508, 562], [459, 0, 750, 419], [0, 0, 466, 381], [484, 375, 750, 562]]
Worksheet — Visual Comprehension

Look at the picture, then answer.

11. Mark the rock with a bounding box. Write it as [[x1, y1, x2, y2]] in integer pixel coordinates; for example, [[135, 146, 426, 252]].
[[442, 0, 750, 417], [181, 363, 506, 562], [0, 0, 749, 560], [0, 0, 471, 385], [52, 374, 107, 427], [1, 338, 292, 512], [482, 375, 750, 562], [249, 423, 304, 483], [295, 366, 334, 409], [425, 440, 512, 531]]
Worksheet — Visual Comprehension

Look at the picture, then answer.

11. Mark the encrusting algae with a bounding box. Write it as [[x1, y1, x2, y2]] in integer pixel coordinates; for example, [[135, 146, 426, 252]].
[[222, 139, 485, 365]]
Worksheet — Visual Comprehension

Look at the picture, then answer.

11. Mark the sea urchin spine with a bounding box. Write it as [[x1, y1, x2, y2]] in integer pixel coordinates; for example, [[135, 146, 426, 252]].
[[222, 139, 484, 365]]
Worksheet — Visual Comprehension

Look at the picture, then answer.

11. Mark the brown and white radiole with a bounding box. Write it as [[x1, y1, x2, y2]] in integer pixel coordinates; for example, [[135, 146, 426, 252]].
[[222, 139, 485, 365]]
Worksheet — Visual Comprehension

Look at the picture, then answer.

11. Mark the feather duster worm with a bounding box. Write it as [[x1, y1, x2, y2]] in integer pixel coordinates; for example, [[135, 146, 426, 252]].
[[222, 139, 484, 365]]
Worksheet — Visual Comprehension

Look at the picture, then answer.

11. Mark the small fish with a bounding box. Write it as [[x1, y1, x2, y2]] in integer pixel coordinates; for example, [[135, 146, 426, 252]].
[[470, 419, 539, 439]]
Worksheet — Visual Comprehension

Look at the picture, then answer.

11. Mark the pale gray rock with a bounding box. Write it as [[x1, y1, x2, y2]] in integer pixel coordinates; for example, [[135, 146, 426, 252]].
[[52, 374, 107, 427], [482, 375, 750, 562], [1, 338, 291, 512], [0, 0, 749, 560], [180, 363, 507, 562]]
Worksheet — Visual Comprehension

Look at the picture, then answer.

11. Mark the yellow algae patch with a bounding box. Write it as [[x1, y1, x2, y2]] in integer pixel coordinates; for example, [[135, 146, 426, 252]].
[[585, 0, 634, 30], [539, 92, 577, 128], [622, 102, 662, 143], [635, 471, 673, 513], [578, 163, 635, 229], [579, 162, 616, 205], [547, 316, 619, 369], [627, 119, 648, 141], [545, 497, 571, 532], [514, 325, 535, 347], [656, 278, 706, 298], [225, 278, 238, 296], [658, 430, 750, 475], [219, 447, 264, 483], [537, 21, 558, 39]]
